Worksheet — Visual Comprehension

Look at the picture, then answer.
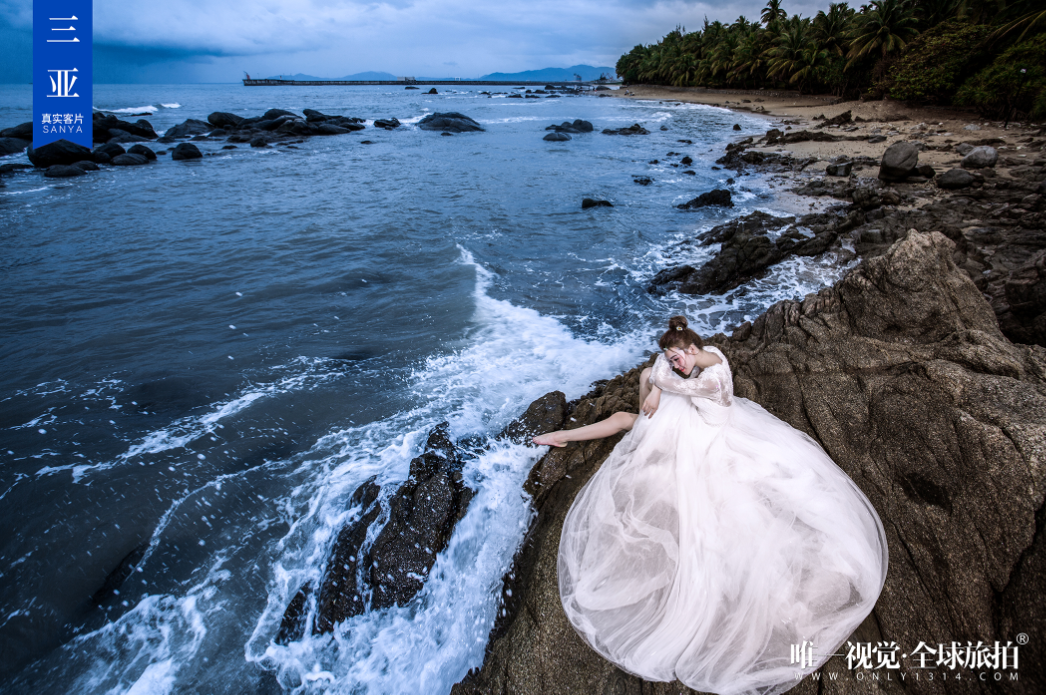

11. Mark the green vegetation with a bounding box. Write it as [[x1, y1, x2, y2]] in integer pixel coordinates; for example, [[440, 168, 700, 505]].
[[616, 0, 1046, 120]]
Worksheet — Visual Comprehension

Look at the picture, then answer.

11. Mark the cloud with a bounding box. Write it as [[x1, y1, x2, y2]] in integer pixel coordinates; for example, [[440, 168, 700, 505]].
[[0, 0, 843, 82]]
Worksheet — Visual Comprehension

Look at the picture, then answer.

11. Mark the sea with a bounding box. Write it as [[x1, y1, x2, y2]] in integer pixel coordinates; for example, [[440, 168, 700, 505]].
[[0, 83, 852, 694]]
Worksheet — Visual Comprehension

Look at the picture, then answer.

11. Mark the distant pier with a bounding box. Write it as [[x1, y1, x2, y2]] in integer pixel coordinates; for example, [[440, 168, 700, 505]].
[[242, 79, 603, 87]]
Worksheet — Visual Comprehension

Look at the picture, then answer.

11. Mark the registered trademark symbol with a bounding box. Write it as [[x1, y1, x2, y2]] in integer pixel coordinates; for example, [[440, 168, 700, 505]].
[[1016, 633, 1029, 645]]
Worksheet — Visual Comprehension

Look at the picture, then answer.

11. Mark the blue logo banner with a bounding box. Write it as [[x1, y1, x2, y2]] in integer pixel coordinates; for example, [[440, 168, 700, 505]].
[[33, 0, 93, 149]]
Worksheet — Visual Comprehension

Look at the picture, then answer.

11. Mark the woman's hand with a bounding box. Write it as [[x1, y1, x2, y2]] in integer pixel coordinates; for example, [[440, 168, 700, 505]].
[[641, 389, 661, 418]]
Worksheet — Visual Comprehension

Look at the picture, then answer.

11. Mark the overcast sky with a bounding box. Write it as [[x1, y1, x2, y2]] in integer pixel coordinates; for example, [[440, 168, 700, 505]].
[[0, 0, 832, 83]]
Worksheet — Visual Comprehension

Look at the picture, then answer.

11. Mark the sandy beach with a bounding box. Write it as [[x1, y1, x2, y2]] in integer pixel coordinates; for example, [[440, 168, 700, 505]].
[[612, 84, 1044, 178]]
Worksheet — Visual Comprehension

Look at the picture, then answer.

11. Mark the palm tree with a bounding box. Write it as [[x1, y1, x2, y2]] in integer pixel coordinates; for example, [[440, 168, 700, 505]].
[[847, 0, 920, 67], [812, 3, 856, 56], [762, 0, 788, 26], [989, 0, 1046, 43], [767, 16, 815, 87]]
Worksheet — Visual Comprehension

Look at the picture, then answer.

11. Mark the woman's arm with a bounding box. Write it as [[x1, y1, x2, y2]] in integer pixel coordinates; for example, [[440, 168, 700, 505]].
[[651, 353, 727, 402]]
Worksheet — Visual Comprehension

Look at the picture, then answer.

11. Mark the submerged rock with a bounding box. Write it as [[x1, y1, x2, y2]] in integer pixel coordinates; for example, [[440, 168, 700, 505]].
[[543, 132, 571, 142], [546, 120, 593, 134], [43, 164, 87, 178], [582, 198, 613, 209], [601, 123, 649, 136]]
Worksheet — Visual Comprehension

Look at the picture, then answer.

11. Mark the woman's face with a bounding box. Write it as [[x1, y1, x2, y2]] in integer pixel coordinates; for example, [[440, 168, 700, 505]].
[[665, 345, 698, 375]]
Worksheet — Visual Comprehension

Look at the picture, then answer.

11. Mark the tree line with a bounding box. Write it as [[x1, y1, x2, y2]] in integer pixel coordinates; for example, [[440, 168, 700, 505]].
[[616, 0, 1045, 119]]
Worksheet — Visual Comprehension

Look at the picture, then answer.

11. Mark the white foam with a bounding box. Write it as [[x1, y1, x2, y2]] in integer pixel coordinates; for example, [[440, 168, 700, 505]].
[[97, 106, 159, 114]]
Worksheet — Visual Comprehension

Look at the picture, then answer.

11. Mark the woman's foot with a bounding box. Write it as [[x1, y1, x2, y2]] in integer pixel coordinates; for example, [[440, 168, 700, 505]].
[[532, 431, 568, 447]]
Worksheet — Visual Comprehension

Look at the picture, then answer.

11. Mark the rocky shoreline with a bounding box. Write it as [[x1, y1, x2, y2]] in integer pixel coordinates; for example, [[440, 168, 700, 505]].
[[446, 126, 1045, 693]]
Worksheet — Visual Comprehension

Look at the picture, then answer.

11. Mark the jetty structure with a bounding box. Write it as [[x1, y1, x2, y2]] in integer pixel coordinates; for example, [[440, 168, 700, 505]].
[[242, 77, 604, 87]]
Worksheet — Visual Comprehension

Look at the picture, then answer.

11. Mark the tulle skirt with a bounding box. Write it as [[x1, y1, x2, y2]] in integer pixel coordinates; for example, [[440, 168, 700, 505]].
[[558, 391, 888, 695]]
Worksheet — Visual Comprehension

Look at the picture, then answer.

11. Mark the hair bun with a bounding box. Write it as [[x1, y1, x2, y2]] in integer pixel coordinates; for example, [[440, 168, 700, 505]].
[[668, 315, 688, 332]]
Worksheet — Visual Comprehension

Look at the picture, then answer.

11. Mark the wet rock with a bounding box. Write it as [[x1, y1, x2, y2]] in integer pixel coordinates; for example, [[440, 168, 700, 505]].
[[171, 143, 203, 161], [369, 423, 475, 609], [677, 188, 732, 209], [546, 120, 593, 134], [250, 136, 270, 148], [418, 112, 484, 132], [160, 119, 211, 141], [428, 88, 438, 94], [601, 123, 649, 136], [27, 139, 93, 168], [0, 137, 30, 157], [680, 156, 692, 166], [93, 114, 157, 142], [262, 109, 297, 121], [962, 146, 999, 169], [582, 198, 613, 209], [127, 144, 157, 161], [315, 124, 350, 135], [43, 164, 87, 178], [302, 109, 332, 122], [543, 132, 571, 142], [879, 142, 919, 182], [72, 160, 99, 171], [111, 153, 150, 166], [207, 112, 244, 129], [497, 391, 568, 445], [0, 122, 32, 140], [633, 176, 653, 186], [373, 118, 401, 130], [405, 86, 419, 90], [733, 124, 741, 130], [106, 129, 151, 144]]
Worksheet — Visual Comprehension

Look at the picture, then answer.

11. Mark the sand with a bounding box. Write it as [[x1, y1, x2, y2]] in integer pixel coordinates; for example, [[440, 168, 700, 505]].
[[610, 85, 1044, 178]]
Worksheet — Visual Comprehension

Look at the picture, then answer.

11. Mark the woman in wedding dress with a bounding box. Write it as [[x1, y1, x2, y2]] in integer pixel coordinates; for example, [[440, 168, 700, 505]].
[[533, 316, 888, 695]]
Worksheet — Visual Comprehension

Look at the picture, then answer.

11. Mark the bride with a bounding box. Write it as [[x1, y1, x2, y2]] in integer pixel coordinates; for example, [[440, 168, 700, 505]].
[[533, 316, 888, 695]]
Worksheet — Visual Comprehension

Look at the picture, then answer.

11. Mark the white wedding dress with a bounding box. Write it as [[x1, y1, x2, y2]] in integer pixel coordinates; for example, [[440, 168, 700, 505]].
[[558, 346, 888, 695]]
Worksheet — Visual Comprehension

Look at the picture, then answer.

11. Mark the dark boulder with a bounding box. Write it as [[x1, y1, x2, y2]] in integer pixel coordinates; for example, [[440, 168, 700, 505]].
[[207, 112, 244, 129], [937, 168, 979, 190], [159, 119, 211, 141], [111, 153, 150, 166], [878, 142, 919, 182], [92, 152, 111, 164], [497, 392, 568, 445], [428, 88, 438, 94], [92, 114, 157, 141], [677, 189, 732, 210], [543, 132, 571, 142], [633, 176, 653, 186], [826, 161, 853, 176], [916, 164, 936, 178], [302, 109, 331, 122], [817, 109, 852, 128], [171, 143, 203, 161], [373, 118, 401, 130], [0, 122, 33, 140], [72, 160, 99, 171], [106, 129, 151, 144], [680, 156, 692, 165], [127, 144, 157, 161], [733, 123, 741, 131], [601, 123, 649, 135], [250, 136, 271, 148], [405, 86, 419, 90], [546, 120, 593, 134], [262, 109, 297, 121], [418, 112, 484, 132], [94, 143, 126, 160], [582, 198, 613, 209], [27, 139, 93, 168], [44, 164, 87, 178], [0, 137, 29, 157]]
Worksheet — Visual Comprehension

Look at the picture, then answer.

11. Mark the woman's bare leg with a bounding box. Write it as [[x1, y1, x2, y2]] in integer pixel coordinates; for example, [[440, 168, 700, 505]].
[[532, 411, 638, 447]]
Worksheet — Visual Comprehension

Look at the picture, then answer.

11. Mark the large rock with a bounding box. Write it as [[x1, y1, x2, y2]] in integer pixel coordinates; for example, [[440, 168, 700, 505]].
[[110, 153, 150, 166], [92, 114, 157, 142], [27, 139, 93, 168], [546, 120, 593, 134], [543, 132, 571, 142], [373, 118, 401, 130], [0, 137, 30, 157], [0, 122, 32, 140], [170, 143, 203, 161], [207, 112, 244, 129], [418, 112, 484, 132], [581, 198, 612, 209], [127, 144, 157, 161], [44, 164, 87, 178], [962, 146, 999, 169], [676, 188, 732, 209], [454, 230, 1046, 695], [160, 119, 211, 140], [106, 129, 151, 144], [878, 141, 919, 182], [937, 168, 979, 190], [262, 109, 297, 121]]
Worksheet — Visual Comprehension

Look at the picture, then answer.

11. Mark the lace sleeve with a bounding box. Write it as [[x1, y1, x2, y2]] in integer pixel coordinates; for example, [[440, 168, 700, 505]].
[[651, 352, 733, 407]]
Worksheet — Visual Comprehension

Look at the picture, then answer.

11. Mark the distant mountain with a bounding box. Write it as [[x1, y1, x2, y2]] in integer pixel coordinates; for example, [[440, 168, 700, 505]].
[[479, 65, 617, 81], [263, 71, 399, 81]]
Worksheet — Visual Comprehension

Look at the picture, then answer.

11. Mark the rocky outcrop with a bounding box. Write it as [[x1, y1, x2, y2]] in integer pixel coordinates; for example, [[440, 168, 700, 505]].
[[159, 119, 212, 141], [454, 230, 1046, 695], [546, 120, 593, 134], [93, 113, 157, 142], [418, 112, 484, 132], [676, 188, 732, 209], [27, 139, 93, 168], [581, 198, 612, 209]]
